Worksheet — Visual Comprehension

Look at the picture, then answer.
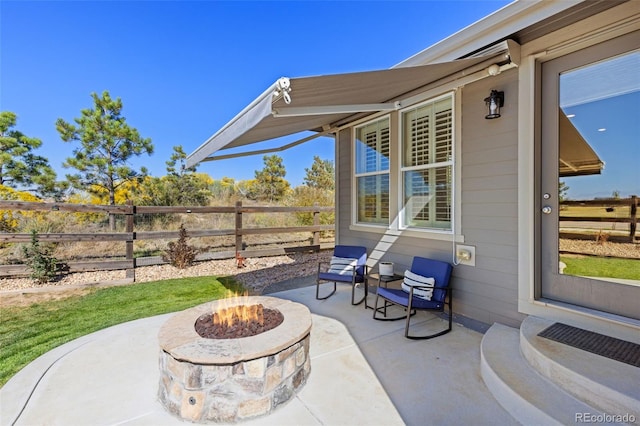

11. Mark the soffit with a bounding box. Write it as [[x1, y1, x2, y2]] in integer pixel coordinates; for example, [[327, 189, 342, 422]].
[[512, 0, 629, 45]]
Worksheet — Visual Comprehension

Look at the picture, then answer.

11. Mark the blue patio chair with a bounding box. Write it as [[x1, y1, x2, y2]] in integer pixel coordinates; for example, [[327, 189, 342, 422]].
[[316, 245, 368, 305], [372, 256, 453, 339]]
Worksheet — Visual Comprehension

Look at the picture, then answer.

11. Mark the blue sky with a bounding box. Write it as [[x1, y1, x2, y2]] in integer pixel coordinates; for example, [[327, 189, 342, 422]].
[[560, 51, 640, 200], [562, 92, 640, 200], [1, 0, 511, 187]]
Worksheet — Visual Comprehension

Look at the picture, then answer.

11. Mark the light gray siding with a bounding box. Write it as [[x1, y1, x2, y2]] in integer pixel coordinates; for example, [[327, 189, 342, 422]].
[[335, 68, 525, 328], [335, 128, 355, 243], [458, 70, 523, 327]]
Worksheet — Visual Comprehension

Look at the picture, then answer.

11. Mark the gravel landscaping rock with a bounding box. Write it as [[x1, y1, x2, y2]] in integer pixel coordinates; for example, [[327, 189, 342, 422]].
[[560, 239, 640, 259], [2, 239, 636, 307], [0, 251, 332, 306]]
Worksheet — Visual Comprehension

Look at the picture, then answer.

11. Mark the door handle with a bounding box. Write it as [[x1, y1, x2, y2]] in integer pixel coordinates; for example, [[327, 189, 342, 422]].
[[542, 206, 552, 215]]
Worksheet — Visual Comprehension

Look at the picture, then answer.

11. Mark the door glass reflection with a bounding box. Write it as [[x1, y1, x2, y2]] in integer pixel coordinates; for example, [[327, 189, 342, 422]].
[[558, 51, 640, 285]]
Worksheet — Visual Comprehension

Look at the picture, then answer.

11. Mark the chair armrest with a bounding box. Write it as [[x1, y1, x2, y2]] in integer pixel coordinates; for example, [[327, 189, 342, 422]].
[[408, 284, 449, 290], [408, 284, 450, 302], [319, 262, 366, 277], [318, 261, 330, 273]]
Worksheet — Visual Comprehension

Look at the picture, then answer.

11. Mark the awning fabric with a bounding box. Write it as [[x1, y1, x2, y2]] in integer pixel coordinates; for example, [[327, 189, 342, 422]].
[[559, 110, 604, 177], [187, 40, 519, 168]]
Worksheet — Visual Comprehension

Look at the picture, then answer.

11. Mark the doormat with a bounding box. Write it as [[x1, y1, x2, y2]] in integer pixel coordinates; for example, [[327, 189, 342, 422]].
[[538, 322, 640, 368]]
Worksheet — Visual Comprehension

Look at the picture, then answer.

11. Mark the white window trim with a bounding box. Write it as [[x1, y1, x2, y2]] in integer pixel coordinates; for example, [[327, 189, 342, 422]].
[[352, 116, 391, 227], [398, 92, 456, 233], [350, 91, 463, 242]]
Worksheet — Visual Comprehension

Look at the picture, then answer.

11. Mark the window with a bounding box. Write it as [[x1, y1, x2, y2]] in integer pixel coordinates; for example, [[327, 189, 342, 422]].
[[354, 117, 390, 224], [401, 95, 453, 231]]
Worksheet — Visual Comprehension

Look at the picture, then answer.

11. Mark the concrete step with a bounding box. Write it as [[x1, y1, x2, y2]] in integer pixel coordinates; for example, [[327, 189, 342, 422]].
[[481, 322, 600, 425], [520, 316, 640, 422]]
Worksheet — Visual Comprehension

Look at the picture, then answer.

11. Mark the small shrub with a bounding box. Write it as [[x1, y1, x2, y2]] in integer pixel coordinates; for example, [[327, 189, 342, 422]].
[[287, 186, 335, 227], [595, 230, 609, 245], [163, 224, 198, 269], [0, 216, 13, 234], [21, 230, 67, 284]]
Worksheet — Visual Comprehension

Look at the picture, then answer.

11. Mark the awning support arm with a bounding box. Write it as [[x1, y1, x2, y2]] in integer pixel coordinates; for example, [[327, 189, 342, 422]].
[[273, 101, 402, 117], [199, 130, 333, 162], [187, 77, 291, 166]]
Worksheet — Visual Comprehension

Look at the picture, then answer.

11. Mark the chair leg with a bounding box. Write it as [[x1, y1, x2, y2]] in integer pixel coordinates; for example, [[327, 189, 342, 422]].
[[316, 280, 337, 300], [405, 322, 452, 340], [350, 280, 367, 306], [404, 307, 452, 340], [372, 295, 416, 321], [404, 297, 414, 337], [448, 294, 453, 332], [372, 293, 381, 319]]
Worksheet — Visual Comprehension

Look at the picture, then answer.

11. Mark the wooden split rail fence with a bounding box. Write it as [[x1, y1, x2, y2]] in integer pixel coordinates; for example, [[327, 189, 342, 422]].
[[0, 200, 335, 281], [559, 195, 638, 242]]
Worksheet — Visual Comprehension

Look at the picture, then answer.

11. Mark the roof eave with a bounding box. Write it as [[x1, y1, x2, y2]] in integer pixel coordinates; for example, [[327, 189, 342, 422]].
[[395, 0, 584, 67]]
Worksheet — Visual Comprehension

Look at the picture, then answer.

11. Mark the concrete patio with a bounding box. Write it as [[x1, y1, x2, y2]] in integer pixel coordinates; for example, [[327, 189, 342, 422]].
[[0, 278, 517, 425]]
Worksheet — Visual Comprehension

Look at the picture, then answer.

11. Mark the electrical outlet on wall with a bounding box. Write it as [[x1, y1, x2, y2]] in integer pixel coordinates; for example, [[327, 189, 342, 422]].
[[455, 244, 476, 266]]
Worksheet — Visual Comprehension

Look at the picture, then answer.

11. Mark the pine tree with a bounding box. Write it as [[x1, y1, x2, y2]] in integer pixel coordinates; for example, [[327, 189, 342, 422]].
[[56, 91, 153, 229], [303, 156, 334, 190], [0, 111, 58, 198], [254, 155, 290, 202]]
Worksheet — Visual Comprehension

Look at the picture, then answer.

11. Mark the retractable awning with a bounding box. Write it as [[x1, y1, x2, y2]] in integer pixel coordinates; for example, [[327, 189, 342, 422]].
[[187, 40, 520, 168], [559, 110, 604, 177]]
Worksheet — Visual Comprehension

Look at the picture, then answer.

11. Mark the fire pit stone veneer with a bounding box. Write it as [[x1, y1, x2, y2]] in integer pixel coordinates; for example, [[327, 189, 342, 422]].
[[158, 296, 312, 423]]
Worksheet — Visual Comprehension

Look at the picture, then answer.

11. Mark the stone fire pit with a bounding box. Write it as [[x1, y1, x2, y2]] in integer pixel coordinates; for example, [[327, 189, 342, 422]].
[[158, 296, 312, 423]]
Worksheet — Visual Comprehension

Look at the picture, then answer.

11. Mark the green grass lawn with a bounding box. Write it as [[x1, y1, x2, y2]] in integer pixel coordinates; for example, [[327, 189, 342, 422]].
[[560, 256, 640, 280], [0, 276, 243, 387]]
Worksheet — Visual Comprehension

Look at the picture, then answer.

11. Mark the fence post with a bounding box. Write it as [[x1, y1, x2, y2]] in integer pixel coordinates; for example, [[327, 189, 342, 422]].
[[630, 195, 637, 242], [312, 203, 320, 248], [125, 200, 135, 281], [235, 201, 244, 265]]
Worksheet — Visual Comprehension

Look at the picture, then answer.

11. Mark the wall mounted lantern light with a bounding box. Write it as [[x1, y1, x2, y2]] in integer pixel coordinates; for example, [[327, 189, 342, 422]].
[[484, 90, 504, 119]]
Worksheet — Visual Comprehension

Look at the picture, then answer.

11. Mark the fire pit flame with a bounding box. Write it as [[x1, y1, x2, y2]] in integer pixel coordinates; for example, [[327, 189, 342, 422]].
[[213, 302, 264, 328], [195, 294, 284, 340]]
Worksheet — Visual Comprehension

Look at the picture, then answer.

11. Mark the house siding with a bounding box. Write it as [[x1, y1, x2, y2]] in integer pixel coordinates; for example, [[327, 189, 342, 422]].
[[452, 69, 523, 327], [335, 69, 525, 328], [335, 128, 354, 243]]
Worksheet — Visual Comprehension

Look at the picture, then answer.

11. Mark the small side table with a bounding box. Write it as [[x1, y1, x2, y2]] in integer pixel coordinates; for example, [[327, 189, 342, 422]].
[[369, 272, 404, 288], [366, 272, 404, 309]]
